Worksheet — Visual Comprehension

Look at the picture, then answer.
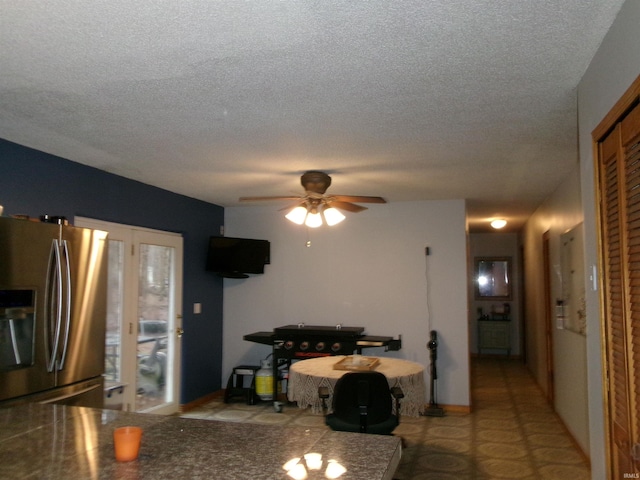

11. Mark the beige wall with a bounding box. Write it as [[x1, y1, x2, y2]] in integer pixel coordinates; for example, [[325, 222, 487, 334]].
[[577, 0, 640, 477], [523, 2, 640, 474], [522, 165, 588, 452]]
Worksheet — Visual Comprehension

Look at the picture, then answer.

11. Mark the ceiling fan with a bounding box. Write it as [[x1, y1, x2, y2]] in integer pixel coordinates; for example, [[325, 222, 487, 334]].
[[239, 171, 386, 227]]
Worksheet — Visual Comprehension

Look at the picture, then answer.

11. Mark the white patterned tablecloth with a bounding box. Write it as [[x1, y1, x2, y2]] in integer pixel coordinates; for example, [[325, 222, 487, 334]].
[[287, 356, 426, 417]]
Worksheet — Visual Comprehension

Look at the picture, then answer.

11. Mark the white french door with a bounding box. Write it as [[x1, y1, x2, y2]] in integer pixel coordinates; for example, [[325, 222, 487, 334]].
[[76, 218, 183, 415]]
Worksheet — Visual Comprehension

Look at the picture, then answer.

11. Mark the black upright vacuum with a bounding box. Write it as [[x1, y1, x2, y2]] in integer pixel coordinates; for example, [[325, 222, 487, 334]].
[[423, 330, 445, 417]]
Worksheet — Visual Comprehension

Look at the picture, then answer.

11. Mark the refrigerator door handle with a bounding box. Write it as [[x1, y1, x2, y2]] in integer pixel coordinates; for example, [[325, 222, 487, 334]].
[[45, 239, 63, 373], [57, 240, 72, 370]]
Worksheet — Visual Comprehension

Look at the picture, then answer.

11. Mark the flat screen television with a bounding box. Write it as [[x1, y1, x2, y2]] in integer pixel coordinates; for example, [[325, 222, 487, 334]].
[[206, 236, 270, 278]]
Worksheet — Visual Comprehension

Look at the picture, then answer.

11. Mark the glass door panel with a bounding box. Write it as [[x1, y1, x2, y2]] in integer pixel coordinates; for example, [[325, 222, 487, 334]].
[[132, 229, 182, 415], [135, 243, 174, 412]]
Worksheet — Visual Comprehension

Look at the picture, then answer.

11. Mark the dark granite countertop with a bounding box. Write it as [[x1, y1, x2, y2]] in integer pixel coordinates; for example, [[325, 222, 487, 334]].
[[0, 403, 401, 479]]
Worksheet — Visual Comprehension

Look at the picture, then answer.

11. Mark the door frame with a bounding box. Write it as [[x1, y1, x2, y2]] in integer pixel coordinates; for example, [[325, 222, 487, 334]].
[[76, 217, 183, 415]]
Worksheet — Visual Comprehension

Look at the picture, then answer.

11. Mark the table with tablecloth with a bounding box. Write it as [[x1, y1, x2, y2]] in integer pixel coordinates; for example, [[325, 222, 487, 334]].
[[287, 355, 426, 417]]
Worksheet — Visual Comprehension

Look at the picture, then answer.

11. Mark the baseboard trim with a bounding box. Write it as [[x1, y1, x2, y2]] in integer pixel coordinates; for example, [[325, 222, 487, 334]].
[[470, 353, 524, 361], [431, 404, 471, 414], [180, 390, 224, 413]]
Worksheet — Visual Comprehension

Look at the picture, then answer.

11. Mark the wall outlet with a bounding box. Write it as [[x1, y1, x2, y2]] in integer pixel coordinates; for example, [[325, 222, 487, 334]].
[[194, 303, 202, 314]]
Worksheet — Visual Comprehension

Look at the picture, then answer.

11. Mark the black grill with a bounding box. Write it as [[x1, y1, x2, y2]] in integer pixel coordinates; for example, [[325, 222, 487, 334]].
[[243, 325, 402, 397], [243, 324, 401, 360]]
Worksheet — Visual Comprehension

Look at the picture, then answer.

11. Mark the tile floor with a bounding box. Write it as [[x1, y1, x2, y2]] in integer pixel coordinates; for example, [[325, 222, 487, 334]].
[[180, 357, 591, 479]]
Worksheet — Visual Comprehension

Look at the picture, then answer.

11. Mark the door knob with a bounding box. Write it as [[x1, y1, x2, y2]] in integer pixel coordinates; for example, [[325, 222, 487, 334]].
[[176, 327, 184, 338]]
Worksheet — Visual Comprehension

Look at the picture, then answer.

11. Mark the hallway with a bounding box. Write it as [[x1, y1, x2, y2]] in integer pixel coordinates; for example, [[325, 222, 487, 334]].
[[392, 357, 591, 479], [181, 357, 591, 479]]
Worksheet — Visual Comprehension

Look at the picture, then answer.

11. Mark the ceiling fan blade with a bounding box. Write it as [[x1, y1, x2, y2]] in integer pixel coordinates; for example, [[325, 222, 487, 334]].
[[330, 195, 387, 204], [278, 201, 306, 212], [239, 196, 301, 202], [328, 201, 368, 213]]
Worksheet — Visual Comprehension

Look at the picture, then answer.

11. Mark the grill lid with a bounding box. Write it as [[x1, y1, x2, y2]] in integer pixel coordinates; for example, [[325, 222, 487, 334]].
[[274, 324, 364, 337]]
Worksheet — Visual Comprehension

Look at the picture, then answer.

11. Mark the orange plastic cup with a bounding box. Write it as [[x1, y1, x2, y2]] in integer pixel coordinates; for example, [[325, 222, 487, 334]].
[[113, 426, 143, 462]]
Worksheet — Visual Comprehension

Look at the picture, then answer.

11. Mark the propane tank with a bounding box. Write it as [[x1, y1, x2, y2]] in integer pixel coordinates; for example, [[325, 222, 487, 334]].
[[255, 359, 274, 401]]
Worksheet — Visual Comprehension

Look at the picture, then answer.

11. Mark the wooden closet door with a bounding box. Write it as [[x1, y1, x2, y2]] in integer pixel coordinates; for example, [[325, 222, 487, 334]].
[[600, 124, 633, 476], [598, 101, 640, 477], [620, 104, 640, 473]]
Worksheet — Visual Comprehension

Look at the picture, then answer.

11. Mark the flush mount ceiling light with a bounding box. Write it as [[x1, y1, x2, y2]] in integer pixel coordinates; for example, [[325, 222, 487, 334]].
[[240, 171, 386, 227], [491, 219, 507, 229]]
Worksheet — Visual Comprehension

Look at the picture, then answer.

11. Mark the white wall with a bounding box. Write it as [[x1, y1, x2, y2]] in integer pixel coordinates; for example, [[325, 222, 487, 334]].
[[469, 233, 521, 356], [577, 0, 640, 477], [522, 165, 589, 453], [222, 200, 470, 407]]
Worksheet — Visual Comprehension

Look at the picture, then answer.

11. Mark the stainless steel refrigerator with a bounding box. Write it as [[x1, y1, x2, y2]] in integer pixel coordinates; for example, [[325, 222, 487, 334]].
[[0, 216, 108, 408]]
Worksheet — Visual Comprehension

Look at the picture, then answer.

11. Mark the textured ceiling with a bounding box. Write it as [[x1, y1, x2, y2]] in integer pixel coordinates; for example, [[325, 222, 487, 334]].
[[0, 1, 626, 232]]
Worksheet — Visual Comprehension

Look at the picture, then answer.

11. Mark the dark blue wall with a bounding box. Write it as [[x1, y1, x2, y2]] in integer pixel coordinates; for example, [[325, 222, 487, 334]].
[[0, 139, 225, 404]]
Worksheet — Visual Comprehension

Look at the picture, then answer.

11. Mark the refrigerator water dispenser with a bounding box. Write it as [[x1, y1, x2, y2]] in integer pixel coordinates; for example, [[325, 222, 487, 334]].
[[0, 289, 35, 370]]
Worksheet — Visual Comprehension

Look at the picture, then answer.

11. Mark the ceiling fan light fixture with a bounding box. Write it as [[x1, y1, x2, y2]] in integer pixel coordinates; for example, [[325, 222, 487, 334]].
[[245, 171, 386, 228], [323, 207, 345, 226], [491, 219, 507, 229], [305, 211, 323, 228], [285, 206, 308, 225]]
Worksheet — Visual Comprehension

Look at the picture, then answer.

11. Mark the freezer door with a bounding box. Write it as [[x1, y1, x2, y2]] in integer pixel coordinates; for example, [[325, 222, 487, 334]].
[[55, 225, 108, 387], [0, 218, 60, 400], [0, 376, 104, 409]]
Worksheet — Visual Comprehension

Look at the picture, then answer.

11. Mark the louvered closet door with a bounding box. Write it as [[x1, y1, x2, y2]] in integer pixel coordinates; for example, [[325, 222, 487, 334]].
[[621, 104, 640, 473], [600, 125, 633, 476], [599, 101, 640, 477]]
